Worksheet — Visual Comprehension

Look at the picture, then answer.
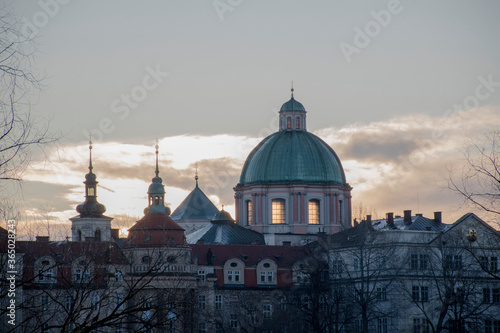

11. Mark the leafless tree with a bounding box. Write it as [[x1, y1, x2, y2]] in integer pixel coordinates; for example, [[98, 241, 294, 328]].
[[0, 5, 58, 183], [448, 129, 500, 225]]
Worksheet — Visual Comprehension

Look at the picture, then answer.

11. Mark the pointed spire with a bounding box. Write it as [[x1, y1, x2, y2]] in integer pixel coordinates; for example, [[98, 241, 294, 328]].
[[195, 163, 199, 187], [291, 81, 294, 98], [76, 139, 106, 217], [155, 138, 159, 179], [88, 137, 93, 173]]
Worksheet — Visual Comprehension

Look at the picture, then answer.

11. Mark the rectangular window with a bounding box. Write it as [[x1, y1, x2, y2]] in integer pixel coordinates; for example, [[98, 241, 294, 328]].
[[413, 318, 430, 333], [227, 270, 233, 282], [308, 200, 320, 224], [246, 200, 253, 225], [198, 322, 207, 333], [410, 254, 418, 270], [198, 295, 206, 309], [198, 270, 206, 282], [376, 287, 387, 301], [92, 294, 100, 311], [419, 254, 429, 270], [230, 314, 239, 328], [271, 199, 286, 224], [263, 303, 272, 319], [484, 320, 500, 333], [377, 318, 388, 333], [421, 286, 429, 302], [41, 295, 50, 311], [115, 269, 123, 281], [376, 256, 387, 269], [483, 288, 491, 303], [493, 289, 500, 303], [280, 297, 287, 310], [75, 268, 82, 281], [412, 286, 429, 302], [267, 271, 274, 283], [66, 295, 74, 311], [215, 295, 222, 310], [332, 260, 343, 274], [480, 256, 489, 269], [234, 270, 240, 282], [116, 294, 124, 310], [261, 271, 266, 283], [491, 257, 498, 272], [445, 255, 462, 270], [353, 258, 361, 271]]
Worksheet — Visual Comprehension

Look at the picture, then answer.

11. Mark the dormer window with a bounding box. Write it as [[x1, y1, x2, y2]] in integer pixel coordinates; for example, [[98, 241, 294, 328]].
[[224, 259, 244, 285], [257, 260, 277, 285]]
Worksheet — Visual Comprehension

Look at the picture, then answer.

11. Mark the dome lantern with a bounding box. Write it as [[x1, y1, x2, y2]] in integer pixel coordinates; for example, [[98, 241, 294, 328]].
[[279, 85, 307, 131]]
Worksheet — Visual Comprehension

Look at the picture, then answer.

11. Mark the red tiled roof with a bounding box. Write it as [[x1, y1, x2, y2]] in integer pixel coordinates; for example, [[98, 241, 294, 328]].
[[129, 213, 184, 231], [190, 244, 310, 268]]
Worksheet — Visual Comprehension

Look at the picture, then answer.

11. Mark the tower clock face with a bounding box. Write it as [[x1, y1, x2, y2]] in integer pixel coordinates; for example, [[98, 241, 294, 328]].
[[466, 228, 477, 242]]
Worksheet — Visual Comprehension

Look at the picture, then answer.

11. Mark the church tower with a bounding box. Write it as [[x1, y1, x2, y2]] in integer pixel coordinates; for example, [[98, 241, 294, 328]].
[[70, 141, 112, 241]]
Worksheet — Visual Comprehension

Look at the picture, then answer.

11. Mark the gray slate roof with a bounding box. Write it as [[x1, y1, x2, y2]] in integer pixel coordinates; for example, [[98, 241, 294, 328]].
[[371, 215, 449, 231], [170, 183, 219, 221], [186, 210, 265, 245]]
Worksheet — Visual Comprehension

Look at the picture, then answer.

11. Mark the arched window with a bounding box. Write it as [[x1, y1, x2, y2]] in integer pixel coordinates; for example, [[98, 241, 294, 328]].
[[224, 259, 244, 285], [77, 230, 82, 242], [94, 229, 101, 241], [287, 117, 291, 129], [272, 199, 286, 224], [257, 260, 277, 285], [246, 200, 253, 225], [155, 196, 159, 205], [296, 117, 300, 129], [308, 200, 320, 224]]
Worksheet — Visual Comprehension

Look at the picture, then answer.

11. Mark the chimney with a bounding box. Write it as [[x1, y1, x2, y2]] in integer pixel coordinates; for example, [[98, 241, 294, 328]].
[[434, 211, 442, 223], [386, 212, 395, 228], [404, 210, 412, 225], [366, 215, 372, 223], [36, 236, 49, 242], [416, 213, 423, 217], [111, 229, 119, 239]]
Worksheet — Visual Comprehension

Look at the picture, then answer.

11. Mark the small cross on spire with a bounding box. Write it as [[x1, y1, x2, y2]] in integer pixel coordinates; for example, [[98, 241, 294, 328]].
[[291, 81, 294, 98], [195, 163, 199, 186], [155, 138, 159, 178]]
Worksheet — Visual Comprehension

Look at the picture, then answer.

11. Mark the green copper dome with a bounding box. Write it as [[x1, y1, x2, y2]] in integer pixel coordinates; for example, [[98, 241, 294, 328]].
[[238, 130, 346, 186], [280, 97, 305, 112]]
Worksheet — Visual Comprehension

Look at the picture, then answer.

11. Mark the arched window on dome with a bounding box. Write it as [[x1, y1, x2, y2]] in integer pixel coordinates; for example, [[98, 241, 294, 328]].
[[296, 117, 300, 129], [272, 199, 286, 224], [287, 117, 291, 129], [94, 229, 101, 241], [308, 200, 320, 224], [246, 200, 253, 225], [87, 187, 95, 197], [155, 196, 159, 205]]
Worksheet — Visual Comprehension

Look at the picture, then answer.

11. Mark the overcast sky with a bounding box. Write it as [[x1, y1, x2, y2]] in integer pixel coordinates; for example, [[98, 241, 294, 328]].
[[5, 0, 500, 238]]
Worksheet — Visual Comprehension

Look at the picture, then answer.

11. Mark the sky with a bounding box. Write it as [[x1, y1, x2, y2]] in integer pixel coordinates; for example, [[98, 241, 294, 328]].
[[3, 0, 500, 238]]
